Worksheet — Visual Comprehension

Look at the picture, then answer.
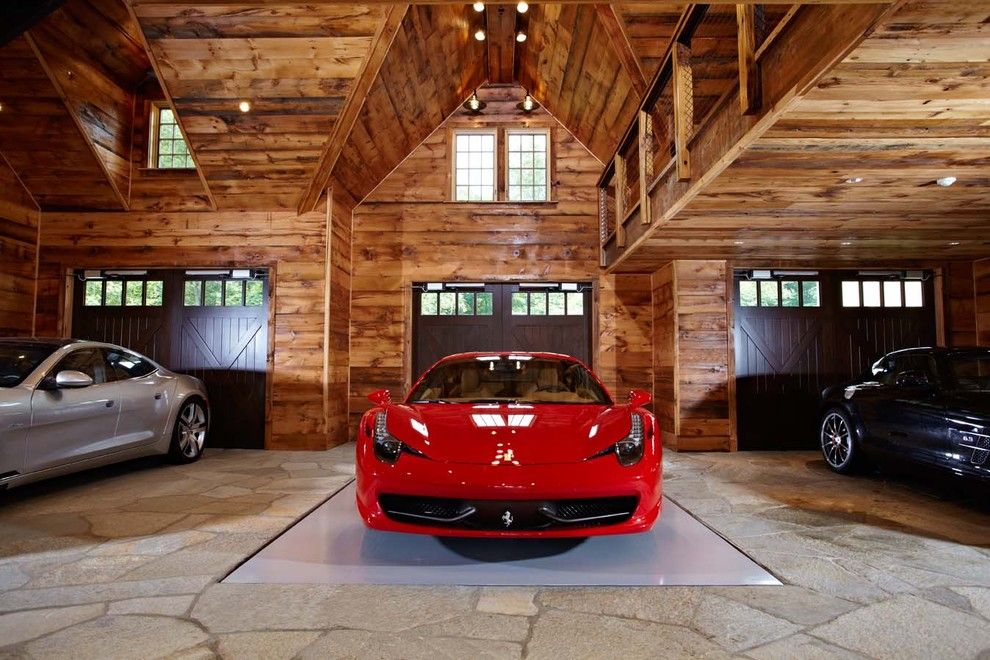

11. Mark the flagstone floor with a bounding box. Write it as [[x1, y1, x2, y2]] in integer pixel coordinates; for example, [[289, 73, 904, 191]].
[[0, 445, 987, 659]]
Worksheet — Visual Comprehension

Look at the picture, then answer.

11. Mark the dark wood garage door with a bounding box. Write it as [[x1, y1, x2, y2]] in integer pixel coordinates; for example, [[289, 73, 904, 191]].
[[734, 270, 936, 450], [412, 282, 592, 378], [71, 269, 269, 449]]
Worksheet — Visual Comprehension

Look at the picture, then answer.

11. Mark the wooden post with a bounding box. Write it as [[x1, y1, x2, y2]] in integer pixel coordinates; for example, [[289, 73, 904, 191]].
[[614, 156, 626, 247], [638, 111, 652, 224], [737, 4, 762, 115], [672, 42, 693, 182]]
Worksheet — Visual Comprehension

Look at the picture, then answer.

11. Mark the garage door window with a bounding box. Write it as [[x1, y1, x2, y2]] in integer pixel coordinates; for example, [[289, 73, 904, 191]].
[[184, 280, 264, 307], [511, 291, 584, 316], [842, 280, 923, 308], [84, 280, 164, 307], [421, 291, 493, 316], [739, 280, 820, 308]]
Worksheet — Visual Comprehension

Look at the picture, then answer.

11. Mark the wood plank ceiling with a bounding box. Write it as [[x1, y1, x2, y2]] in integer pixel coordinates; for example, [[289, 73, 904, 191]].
[[131, 2, 387, 210], [613, 1, 990, 271]]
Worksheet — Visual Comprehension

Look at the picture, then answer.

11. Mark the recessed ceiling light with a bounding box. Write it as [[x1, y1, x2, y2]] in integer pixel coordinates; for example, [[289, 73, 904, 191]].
[[845, 177, 864, 184], [949, 241, 961, 246], [733, 240, 744, 246], [841, 241, 852, 247], [517, 1, 529, 13], [473, 2, 484, 11], [937, 176, 957, 187], [516, 30, 527, 42], [0, 101, 4, 112], [238, 100, 251, 113], [474, 28, 486, 41]]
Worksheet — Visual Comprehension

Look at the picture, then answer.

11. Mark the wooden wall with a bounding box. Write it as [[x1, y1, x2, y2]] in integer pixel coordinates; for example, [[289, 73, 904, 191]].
[[975, 259, 990, 348], [650, 259, 733, 451], [34, 190, 355, 450], [349, 85, 652, 433], [0, 160, 39, 336]]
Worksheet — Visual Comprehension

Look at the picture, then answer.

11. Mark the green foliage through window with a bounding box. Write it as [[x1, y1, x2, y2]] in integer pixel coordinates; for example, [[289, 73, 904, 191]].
[[104, 281, 123, 306], [155, 106, 194, 169], [84, 281, 102, 306]]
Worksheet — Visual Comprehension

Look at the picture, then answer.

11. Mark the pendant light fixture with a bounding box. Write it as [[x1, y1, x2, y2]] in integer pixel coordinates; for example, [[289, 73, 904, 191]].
[[516, 92, 539, 113], [464, 91, 487, 114]]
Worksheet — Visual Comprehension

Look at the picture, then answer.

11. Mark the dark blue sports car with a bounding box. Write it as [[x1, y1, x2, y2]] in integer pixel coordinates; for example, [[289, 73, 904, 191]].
[[819, 347, 990, 483]]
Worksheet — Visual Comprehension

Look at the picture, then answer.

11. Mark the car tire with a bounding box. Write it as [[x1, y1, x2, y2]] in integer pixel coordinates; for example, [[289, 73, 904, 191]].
[[168, 398, 208, 464], [819, 408, 862, 474]]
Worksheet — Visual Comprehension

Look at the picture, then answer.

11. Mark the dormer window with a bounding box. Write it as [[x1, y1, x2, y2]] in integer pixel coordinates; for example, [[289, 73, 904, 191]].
[[149, 103, 194, 169]]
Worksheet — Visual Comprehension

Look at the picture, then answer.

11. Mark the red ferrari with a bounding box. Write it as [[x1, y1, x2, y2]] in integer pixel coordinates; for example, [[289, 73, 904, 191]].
[[356, 352, 661, 537]]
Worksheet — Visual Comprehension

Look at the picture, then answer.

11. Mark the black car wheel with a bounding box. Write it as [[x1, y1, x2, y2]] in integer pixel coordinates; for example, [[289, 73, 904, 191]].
[[820, 408, 861, 474]]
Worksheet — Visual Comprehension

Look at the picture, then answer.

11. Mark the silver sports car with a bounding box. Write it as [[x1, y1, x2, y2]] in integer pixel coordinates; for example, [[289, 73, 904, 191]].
[[0, 338, 209, 490]]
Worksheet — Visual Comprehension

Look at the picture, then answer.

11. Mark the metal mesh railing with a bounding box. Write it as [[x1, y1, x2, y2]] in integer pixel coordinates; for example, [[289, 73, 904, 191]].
[[599, 183, 616, 244], [647, 76, 676, 184], [620, 140, 640, 216], [754, 4, 795, 53]]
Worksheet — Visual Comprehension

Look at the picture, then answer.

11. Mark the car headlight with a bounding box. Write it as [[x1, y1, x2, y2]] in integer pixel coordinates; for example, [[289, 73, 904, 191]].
[[587, 413, 646, 467], [373, 412, 402, 464]]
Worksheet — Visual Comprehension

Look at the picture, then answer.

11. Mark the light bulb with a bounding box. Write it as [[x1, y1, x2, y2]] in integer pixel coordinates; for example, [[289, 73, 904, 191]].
[[238, 100, 251, 113], [474, 28, 486, 41], [522, 95, 534, 110], [469, 96, 480, 110], [473, 1, 484, 11], [517, 1, 529, 13], [516, 31, 527, 42]]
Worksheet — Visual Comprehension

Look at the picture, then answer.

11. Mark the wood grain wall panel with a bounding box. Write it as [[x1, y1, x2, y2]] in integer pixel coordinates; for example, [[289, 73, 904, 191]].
[[349, 85, 651, 434], [613, 4, 687, 81], [332, 4, 487, 203], [945, 261, 977, 347], [0, 37, 122, 210], [27, 0, 151, 208], [651, 262, 676, 439], [0, 160, 40, 336], [517, 3, 642, 163], [975, 259, 990, 348], [132, 2, 384, 210], [36, 192, 355, 450]]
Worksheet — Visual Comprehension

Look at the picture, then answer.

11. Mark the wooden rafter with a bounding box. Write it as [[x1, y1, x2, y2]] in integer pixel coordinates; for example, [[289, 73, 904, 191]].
[[24, 33, 130, 210], [594, 5, 647, 97], [297, 4, 409, 215], [124, 2, 217, 211], [736, 4, 761, 115]]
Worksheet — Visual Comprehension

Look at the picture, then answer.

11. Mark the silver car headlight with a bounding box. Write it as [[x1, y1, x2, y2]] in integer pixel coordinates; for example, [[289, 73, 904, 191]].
[[587, 413, 646, 467], [373, 412, 402, 464]]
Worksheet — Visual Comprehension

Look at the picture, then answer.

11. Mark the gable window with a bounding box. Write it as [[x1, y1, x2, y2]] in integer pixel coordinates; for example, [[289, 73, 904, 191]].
[[149, 104, 194, 169], [453, 130, 496, 201], [507, 129, 549, 201]]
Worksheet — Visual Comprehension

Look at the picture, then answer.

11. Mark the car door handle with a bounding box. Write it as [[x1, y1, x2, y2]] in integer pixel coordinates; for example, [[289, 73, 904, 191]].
[[154, 393, 163, 400], [106, 400, 114, 408]]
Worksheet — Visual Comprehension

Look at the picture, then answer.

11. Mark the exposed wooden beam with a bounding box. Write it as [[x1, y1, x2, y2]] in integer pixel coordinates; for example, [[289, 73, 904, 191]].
[[487, 4, 516, 84], [595, 5, 647, 97], [736, 4, 761, 115], [130, 1, 894, 5], [606, 2, 906, 272], [297, 4, 409, 215], [124, 2, 217, 211], [24, 33, 130, 211], [671, 42, 693, 182]]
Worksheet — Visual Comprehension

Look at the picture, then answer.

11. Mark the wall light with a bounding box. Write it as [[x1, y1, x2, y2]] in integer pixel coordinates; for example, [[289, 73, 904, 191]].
[[845, 177, 864, 184], [464, 91, 487, 114], [517, 1, 529, 13], [474, 28, 486, 41], [238, 100, 251, 113]]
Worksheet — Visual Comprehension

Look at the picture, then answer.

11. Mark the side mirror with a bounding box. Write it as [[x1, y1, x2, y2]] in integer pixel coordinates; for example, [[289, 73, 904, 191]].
[[368, 388, 392, 406], [628, 389, 651, 408], [894, 370, 931, 389], [54, 370, 94, 389]]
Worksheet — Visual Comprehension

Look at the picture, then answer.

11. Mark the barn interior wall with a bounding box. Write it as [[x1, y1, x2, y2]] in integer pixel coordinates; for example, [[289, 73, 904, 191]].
[[32, 188, 355, 450], [348, 86, 653, 435], [0, 160, 40, 336]]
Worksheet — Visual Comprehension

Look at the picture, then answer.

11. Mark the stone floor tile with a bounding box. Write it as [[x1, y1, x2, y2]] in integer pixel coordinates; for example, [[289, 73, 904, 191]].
[[0, 603, 104, 647], [951, 586, 990, 620], [711, 585, 857, 627], [527, 609, 729, 659], [27, 555, 156, 588], [538, 587, 701, 623], [195, 515, 295, 535], [261, 494, 329, 518], [202, 485, 254, 499], [0, 575, 213, 612], [297, 629, 522, 660], [690, 594, 801, 652], [410, 612, 531, 642], [811, 594, 990, 659], [191, 584, 476, 633], [85, 511, 187, 538], [745, 632, 863, 659], [23, 614, 209, 660], [216, 631, 321, 660], [122, 549, 244, 580], [256, 476, 353, 494], [107, 594, 196, 616], [477, 587, 538, 616], [87, 530, 215, 557], [0, 564, 30, 592]]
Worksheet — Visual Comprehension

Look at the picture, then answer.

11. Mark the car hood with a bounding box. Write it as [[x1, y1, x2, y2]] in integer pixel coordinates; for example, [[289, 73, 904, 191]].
[[384, 403, 632, 465]]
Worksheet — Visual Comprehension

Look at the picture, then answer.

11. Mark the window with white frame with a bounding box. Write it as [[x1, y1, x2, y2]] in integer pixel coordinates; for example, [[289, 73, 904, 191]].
[[507, 130, 549, 201], [453, 131, 496, 201], [149, 104, 194, 169]]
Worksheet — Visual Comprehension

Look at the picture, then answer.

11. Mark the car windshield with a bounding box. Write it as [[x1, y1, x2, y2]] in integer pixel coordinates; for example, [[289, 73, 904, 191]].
[[946, 352, 990, 392], [0, 343, 58, 388], [407, 356, 612, 405]]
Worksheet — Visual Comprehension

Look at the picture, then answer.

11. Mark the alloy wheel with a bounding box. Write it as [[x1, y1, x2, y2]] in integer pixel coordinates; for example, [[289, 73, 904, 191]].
[[178, 402, 207, 458], [821, 412, 851, 469]]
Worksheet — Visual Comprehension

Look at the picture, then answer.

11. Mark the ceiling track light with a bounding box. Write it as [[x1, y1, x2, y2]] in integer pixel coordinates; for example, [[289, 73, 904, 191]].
[[474, 27, 486, 41], [516, 92, 539, 113], [517, 1, 529, 13], [464, 91, 487, 114]]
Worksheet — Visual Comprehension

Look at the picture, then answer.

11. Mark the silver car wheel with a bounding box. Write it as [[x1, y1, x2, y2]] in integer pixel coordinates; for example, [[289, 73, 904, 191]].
[[821, 411, 851, 468], [178, 402, 207, 458]]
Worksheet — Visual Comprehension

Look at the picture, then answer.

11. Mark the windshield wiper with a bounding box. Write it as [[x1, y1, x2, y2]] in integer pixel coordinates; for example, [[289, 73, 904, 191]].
[[463, 398, 521, 404]]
